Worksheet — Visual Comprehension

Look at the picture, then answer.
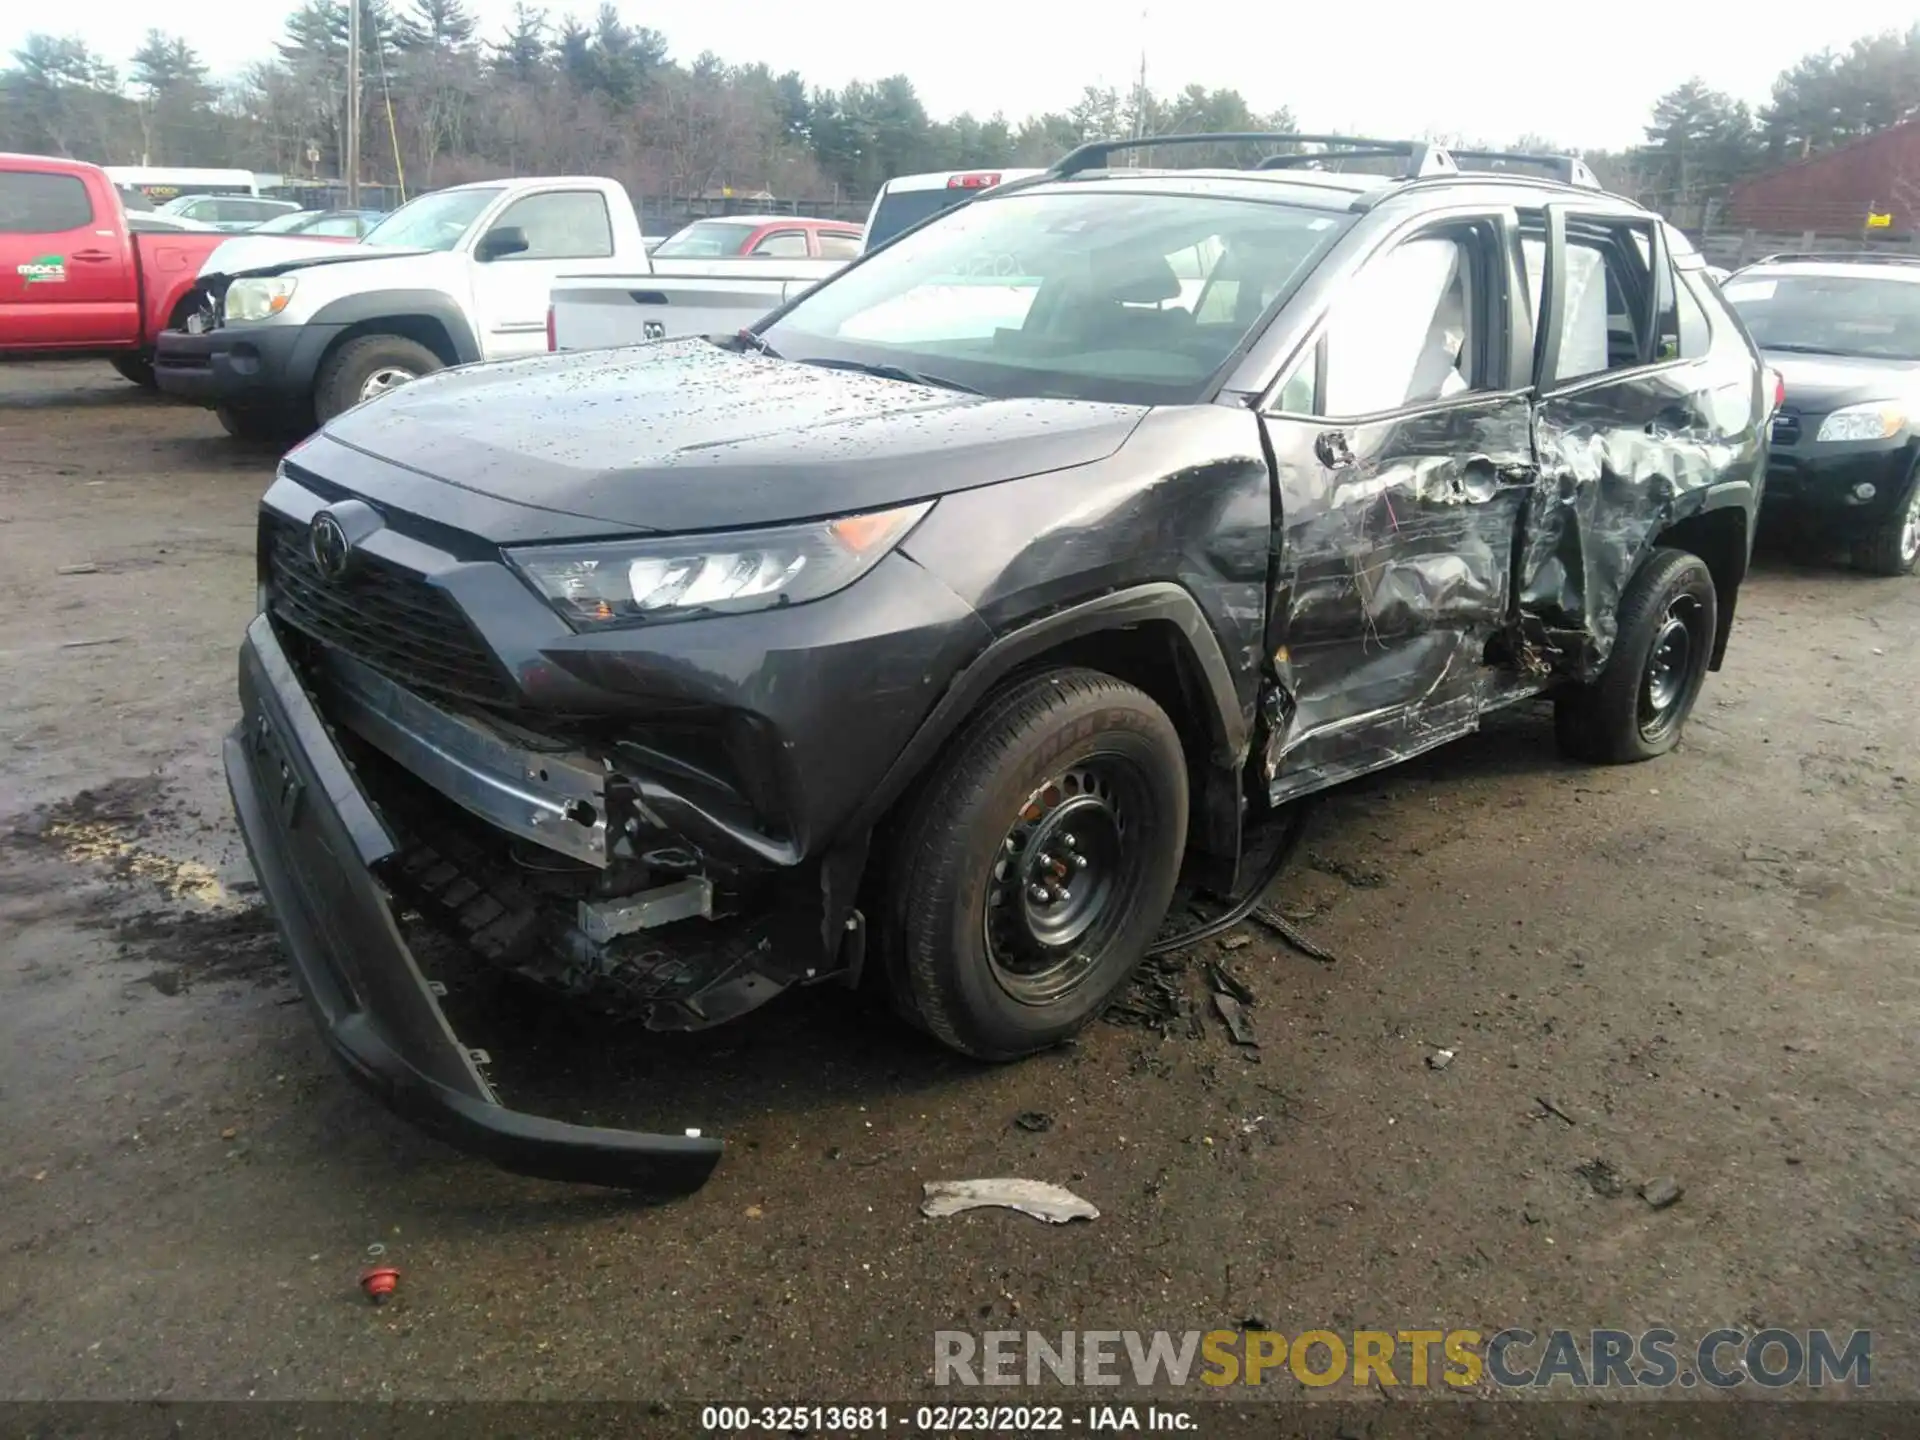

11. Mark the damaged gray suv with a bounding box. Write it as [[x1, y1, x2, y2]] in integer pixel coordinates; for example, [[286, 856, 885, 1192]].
[[225, 135, 1768, 1196]]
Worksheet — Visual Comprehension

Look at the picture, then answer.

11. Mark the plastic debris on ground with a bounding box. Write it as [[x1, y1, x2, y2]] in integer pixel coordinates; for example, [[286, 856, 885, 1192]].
[[1640, 1176, 1684, 1210], [1103, 951, 1188, 1034], [1248, 903, 1340, 963], [1206, 959, 1255, 1006], [1212, 992, 1258, 1047], [920, 1179, 1099, 1224], [1535, 1096, 1577, 1126]]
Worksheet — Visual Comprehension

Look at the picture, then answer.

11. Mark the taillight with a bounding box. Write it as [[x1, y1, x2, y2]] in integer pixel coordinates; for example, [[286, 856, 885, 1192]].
[[947, 172, 1002, 189], [545, 303, 556, 353], [1766, 367, 1784, 415]]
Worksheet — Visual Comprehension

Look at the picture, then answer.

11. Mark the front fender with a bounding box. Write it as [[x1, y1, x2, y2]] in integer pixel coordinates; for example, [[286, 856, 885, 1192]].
[[307, 289, 482, 364]]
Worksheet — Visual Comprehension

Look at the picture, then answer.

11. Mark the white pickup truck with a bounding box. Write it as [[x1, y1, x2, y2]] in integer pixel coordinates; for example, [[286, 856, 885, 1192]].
[[546, 169, 1043, 355], [546, 259, 843, 352], [152, 174, 846, 436]]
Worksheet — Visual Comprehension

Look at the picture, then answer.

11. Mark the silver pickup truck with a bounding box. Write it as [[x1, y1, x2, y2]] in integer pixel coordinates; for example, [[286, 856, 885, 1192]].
[[547, 170, 1042, 353]]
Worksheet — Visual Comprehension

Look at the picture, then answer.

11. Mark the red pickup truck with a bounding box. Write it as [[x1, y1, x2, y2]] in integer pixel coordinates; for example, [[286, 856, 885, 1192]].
[[0, 153, 230, 387]]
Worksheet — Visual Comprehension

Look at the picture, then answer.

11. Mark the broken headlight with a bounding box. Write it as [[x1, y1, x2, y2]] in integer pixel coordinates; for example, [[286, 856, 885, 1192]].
[[507, 501, 933, 629], [224, 276, 298, 323]]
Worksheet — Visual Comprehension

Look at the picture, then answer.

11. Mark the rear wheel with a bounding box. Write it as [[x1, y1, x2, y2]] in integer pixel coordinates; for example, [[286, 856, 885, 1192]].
[[1853, 465, 1920, 577], [889, 668, 1188, 1060], [109, 354, 156, 389], [314, 334, 442, 423], [1554, 547, 1717, 764]]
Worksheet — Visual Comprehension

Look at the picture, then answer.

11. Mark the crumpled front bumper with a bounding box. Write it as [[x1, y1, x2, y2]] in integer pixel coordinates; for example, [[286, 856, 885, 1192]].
[[224, 612, 722, 1196]]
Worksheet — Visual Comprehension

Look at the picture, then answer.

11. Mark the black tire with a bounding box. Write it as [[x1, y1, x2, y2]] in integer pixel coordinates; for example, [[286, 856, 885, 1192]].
[[1554, 547, 1717, 765], [109, 354, 156, 389], [215, 404, 300, 443], [313, 334, 442, 423], [1852, 464, 1920, 577], [889, 667, 1188, 1060]]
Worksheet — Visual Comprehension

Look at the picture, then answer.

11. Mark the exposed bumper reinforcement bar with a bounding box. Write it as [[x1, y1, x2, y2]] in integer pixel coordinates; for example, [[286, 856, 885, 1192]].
[[225, 614, 722, 1196], [314, 646, 613, 868]]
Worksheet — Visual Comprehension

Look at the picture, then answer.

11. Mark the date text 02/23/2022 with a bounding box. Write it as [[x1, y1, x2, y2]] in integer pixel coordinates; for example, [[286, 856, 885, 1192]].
[[699, 1405, 1197, 1431]]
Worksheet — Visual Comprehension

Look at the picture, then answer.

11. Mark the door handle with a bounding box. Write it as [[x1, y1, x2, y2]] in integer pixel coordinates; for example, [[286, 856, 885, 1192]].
[[70, 249, 113, 262]]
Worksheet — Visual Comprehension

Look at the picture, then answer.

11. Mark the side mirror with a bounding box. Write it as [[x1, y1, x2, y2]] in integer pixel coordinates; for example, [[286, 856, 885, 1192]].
[[477, 225, 529, 262]]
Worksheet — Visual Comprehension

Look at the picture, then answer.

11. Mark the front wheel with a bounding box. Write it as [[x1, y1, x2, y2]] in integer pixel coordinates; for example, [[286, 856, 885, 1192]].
[[313, 334, 443, 423], [889, 668, 1189, 1060], [1854, 467, 1920, 577], [1554, 547, 1718, 764], [109, 354, 156, 389]]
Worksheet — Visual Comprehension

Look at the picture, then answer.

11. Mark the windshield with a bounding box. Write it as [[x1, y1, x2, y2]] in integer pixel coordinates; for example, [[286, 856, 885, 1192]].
[[761, 189, 1349, 405], [1723, 272, 1920, 362], [652, 221, 759, 258], [362, 187, 502, 251], [866, 188, 970, 249]]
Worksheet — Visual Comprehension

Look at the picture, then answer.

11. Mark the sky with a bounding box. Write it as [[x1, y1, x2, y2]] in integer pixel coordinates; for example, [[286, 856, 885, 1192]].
[[7, 0, 1920, 152]]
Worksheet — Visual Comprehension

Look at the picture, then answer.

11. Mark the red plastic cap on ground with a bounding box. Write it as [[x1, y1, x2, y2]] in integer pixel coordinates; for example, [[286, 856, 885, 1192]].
[[359, 1265, 400, 1304]]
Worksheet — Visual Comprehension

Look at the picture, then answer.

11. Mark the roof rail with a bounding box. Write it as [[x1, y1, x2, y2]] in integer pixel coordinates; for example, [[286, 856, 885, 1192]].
[[1047, 132, 1458, 181], [1448, 148, 1600, 189], [1750, 250, 1920, 267]]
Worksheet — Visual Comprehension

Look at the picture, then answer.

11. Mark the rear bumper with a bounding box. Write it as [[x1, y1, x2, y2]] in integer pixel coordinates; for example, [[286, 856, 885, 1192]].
[[155, 322, 342, 409], [225, 611, 722, 1195]]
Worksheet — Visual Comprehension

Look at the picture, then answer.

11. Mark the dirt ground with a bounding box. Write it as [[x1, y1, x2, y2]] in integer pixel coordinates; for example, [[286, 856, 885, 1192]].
[[2, 359, 1916, 1406]]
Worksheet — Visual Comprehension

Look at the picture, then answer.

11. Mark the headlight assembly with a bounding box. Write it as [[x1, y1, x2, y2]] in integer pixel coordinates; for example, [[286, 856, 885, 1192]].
[[1815, 401, 1906, 443], [507, 501, 933, 629], [224, 276, 298, 322]]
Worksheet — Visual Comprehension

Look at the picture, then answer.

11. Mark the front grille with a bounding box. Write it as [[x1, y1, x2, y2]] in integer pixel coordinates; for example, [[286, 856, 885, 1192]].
[[1771, 411, 1802, 446], [264, 511, 518, 708]]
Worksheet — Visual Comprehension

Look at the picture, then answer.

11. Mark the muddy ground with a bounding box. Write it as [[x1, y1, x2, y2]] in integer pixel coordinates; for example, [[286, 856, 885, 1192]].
[[1, 359, 1916, 1406]]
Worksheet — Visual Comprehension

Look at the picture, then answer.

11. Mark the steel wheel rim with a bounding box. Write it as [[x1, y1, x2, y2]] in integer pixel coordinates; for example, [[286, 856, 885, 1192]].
[[984, 759, 1141, 1006], [359, 366, 416, 401], [1639, 595, 1703, 742]]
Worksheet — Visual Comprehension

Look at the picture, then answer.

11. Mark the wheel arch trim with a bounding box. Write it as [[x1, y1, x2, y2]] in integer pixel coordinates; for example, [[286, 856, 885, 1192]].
[[849, 582, 1249, 836], [306, 291, 483, 365]]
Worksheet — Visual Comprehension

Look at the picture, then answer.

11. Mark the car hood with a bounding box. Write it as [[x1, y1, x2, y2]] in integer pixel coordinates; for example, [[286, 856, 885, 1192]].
[[315, 338, 1146, 533], [206, 240, 425, 280], [1765, 350, 1920, 413]]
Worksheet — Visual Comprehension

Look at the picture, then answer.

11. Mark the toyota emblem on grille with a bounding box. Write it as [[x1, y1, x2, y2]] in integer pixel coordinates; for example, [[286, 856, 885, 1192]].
[[309, 511, 354, 581]]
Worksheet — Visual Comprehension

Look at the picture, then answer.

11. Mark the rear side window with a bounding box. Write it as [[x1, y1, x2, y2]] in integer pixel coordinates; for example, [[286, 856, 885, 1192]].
[[0, 172, 94, 233], [1521, 219, 1681, 383], [817, 231, 862, 259], [1676, 272, 1712, 357], [489, 190, 614, 260], [652, 220, 757, 257], [751, 230, 809, 258]]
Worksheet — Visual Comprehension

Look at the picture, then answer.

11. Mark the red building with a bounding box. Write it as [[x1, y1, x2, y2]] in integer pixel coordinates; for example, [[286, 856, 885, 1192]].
[[1726, 118, 1920, 237]]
